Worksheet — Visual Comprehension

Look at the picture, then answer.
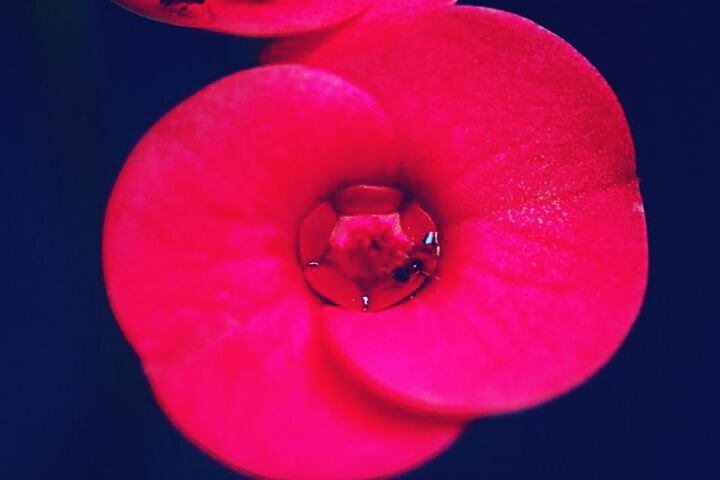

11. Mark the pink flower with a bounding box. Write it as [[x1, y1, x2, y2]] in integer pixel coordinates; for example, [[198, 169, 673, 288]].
[[104, 3, 647, 479]]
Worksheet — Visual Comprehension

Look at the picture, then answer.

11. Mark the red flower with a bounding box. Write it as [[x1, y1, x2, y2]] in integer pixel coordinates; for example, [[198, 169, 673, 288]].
[[104, 3, 647, 479]]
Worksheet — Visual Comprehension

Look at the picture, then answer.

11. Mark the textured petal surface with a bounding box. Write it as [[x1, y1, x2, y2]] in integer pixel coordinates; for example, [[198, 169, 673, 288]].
[[103, 65, 461, 479], [114, 0, 368, 37], [323, 183, 647, 415], [267, 7, 648, 414], [263, 6, 637, 222]]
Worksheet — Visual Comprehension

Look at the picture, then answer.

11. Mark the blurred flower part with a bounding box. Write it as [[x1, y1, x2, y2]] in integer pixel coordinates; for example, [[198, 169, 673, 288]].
[[113, 0, 456, 36], [112, 0, 369, 36]]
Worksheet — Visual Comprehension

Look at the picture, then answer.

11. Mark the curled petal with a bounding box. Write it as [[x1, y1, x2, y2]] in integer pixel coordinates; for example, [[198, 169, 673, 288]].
[[103, 65, 461, 479]]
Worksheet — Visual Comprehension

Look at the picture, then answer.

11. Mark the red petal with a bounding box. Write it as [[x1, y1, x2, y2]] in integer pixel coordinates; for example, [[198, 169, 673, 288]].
[[267, 7, 648, 414], [145, 291, 460, 480], [263, 7, 636, 223], [104, 64, 401, 360], [323, 183, 647, 415], [103, 65, 461, 478], [113, 0, 368, 37]]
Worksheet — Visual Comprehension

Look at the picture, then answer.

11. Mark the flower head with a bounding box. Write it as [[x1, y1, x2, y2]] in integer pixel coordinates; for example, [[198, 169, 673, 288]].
[[105, 3, 647, 479]]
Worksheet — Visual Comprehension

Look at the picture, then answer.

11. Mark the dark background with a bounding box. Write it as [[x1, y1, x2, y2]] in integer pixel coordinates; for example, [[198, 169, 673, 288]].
[[2, 1, 718, 478]]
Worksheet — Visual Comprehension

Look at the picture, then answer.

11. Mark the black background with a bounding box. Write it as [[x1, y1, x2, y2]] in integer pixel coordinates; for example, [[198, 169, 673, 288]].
[[2, 1, 718, 478]]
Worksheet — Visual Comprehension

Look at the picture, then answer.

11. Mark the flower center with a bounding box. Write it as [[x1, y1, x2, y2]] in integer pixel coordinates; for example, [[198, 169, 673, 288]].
[[299, 185, 440, 311]]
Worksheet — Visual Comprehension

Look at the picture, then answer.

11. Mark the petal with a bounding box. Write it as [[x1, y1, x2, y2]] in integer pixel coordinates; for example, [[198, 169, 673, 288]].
[[266, 7, 648, 414], [104, 64, 402, 361], [322, 182, 647, 415], [263, 6, 636, 223], [113, 0, 368, 37], [335, 184, 405, 215], [145, 289, 461, 480], [103, 65, 461, 478]]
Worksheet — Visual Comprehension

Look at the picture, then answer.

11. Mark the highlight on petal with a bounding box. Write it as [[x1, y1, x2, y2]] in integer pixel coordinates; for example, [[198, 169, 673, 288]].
[[266, 6, 648, 414], [113, 0, 368, 37], [103, 65, 462, 479]]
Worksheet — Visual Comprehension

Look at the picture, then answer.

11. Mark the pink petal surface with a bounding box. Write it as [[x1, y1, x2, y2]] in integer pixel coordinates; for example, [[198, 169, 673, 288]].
[[113, 0, 368, 37], [266, 7, 648, 414], [323, 182, 647, 415], [103, 65, 461, 479]]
